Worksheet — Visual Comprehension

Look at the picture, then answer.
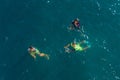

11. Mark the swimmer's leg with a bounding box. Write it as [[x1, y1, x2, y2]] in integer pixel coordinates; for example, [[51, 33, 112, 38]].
[[39, 53, 50, 60], [82, 46, 89, 51], [65, 48, 75, 53], [79, 40, 86, 44], [84, 41, 91, 48], [79, 40, 90, 45], [82, 44, 91, 51]]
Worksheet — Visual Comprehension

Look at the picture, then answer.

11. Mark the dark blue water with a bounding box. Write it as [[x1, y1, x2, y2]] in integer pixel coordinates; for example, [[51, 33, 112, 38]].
[[0, 0, 120, 80]]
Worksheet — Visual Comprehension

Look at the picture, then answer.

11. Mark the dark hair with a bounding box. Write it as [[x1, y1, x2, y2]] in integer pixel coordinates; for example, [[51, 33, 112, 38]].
[[74, 19, 77, 21], [29, 46, 33, 49]]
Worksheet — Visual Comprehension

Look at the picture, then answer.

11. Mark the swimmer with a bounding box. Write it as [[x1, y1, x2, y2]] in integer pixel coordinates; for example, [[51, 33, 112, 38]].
[[69, 18, 80, 30], [28, 46, 50, 60], [64, 40, 91, 53]]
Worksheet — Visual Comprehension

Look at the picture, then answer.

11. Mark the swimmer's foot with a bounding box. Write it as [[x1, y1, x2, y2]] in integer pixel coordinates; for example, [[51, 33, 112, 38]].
[[65, 48, 71, 53], [88, 45, 91, 48], [84, 40, 89, 44], [45, 54, 50, 60]]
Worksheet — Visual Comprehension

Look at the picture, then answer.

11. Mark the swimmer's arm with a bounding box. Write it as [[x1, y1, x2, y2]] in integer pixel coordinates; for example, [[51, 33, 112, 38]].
[[64, 45, 75, 53], [30, 53, 36, 59], [68, 25, 74, 30], [76, 18, 79, 21], [64, 44, 70, 48]]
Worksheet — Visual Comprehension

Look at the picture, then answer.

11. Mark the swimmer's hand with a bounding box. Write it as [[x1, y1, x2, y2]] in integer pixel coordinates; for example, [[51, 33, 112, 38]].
[[64, 46, 71, 53], [64, 46, 67, 48], [64, 44, 70, 48], [65, 48, 71, 53], [32, 55, 36, 60], [30, 53, 36, 60], [31, 55, 36, 61], [67, 25, 75, 31]]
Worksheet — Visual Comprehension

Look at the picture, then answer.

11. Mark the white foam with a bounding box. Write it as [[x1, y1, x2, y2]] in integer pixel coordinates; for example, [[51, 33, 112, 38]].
[[96, 1, 101, 10], [103, 47, 107, 49], [0, 64, 7, 67], [44, 38, 47, 41], [103, 40, 106, 44], [5, 36, 8, 41], [113, 10, 117, 13], [81, 25, 85, 32], [112, 13, 116, 15], [109, 8, 112, 10], [109, 64, 112, 67], [47, 0, 50, 3], [93, 77, 96, 80], [102, 67, 105, 71], [106, 49, 110, 52], [114, 3, 117, 6], [26, 69, 29, 73], [82, 61, 86, 64], [115, 76, 120, 80], [101, 58, 107, 61]]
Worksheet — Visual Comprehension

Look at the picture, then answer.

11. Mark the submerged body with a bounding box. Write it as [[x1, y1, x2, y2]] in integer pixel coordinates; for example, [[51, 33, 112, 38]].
[[28, 46, 50, 60], [72, 43, 83, 51], [64, 40, 91, 53], [69, 18, 80, 30]]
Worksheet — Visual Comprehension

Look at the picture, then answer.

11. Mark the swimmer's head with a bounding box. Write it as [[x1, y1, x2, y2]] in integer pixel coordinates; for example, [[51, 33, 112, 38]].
[[73, 18, 80, 27], [29, 46, 33, 49], [71, 42, 76, 47]]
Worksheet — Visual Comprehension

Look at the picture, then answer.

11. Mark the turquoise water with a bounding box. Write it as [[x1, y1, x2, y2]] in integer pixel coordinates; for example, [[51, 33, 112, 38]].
[[0, 0, 120, 80]]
